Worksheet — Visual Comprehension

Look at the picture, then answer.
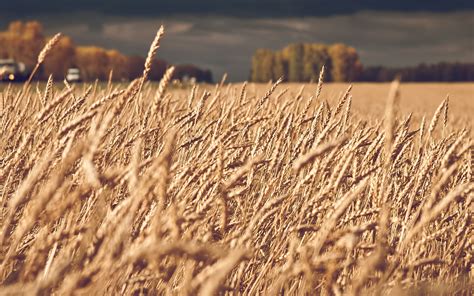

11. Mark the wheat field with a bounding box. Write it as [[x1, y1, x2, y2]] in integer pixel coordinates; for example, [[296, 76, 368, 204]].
[[0, 28, 473, 295]]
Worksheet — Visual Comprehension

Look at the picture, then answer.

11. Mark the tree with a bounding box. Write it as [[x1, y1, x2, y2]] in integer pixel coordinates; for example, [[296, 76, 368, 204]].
[[201, 69, 213, 83], [328, 43, 362, 82], [18, 21, 45, 69], [0, 21, 45, 70], [251, 42, 363, 82], [251, 49, 274, 82], [106, 50, 129, 81], [75, 46, 109, 80], [0, 21, 213, 82], [284, 43, 304, 82], [42, 35, 75, 79], [272, 52, 286, 81], [127, 55, 146, 80], [303, 44, 330, 82], [148, 59, 168, 81], [173, 64, 213, 83]]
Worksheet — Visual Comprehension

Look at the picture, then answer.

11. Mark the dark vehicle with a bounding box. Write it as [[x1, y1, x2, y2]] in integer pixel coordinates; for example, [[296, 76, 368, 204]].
[[66, 68, 82, 83], [0, 59, 26, 82]]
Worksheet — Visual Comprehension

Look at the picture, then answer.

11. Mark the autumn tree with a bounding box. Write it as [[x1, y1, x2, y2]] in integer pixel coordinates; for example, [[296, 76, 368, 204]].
[[0, 21, 212, 82], [42, 35, 75, 79], [75, 46, 109, 81], [328, 43, 362, 82], [284, 43, 304, 82], [272, 52, 286, 81], [251, 42, 366, 82], [251, 49, 274, 82], [303, 44, 330, 82], [0, 21, 44, 69], [22, 21, 45, 67], [106, 50, 129, 81]]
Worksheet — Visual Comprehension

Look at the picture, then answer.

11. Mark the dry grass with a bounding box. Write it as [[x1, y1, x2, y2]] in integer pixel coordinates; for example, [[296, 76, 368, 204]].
[[0, 29, 473, 296]]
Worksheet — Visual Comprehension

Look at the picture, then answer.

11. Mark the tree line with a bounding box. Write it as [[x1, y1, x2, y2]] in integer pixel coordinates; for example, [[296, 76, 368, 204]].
[[251, 43, 362, 82], [251, 43, 474, 82], [360, 63, 474, 82], [0, 21, 213, 82]]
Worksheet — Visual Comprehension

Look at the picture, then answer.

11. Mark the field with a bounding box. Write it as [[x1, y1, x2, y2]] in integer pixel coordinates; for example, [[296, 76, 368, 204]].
[[205, 82, 474, 120], [0, 30, 473, 295]]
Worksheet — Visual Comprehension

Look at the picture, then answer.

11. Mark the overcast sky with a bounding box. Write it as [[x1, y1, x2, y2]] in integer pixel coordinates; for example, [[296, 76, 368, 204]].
[[1, 1, 473, 81]]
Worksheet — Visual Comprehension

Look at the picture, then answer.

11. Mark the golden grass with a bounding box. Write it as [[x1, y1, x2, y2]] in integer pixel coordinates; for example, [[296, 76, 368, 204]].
[[0, 28, 473, 295]]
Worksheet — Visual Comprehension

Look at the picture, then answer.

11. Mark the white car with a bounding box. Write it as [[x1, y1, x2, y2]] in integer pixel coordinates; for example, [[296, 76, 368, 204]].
[[66, 68, 82, 83]]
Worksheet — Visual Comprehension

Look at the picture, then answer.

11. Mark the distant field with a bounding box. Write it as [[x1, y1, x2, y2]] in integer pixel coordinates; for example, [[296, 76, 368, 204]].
[[172, 82, 474, 123], [249, 82, 474, 118], [2, 81, 472, 124], [149, 82, 474, 120]]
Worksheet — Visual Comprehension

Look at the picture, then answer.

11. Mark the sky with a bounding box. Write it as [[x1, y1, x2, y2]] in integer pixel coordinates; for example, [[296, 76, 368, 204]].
[[2, 1, 473, 81]]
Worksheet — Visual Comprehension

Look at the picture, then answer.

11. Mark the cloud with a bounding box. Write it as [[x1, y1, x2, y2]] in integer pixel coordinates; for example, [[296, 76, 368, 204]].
[[4, 1, 474, 17], [0, 11, 472, 81], [102, 20, 194, 40]]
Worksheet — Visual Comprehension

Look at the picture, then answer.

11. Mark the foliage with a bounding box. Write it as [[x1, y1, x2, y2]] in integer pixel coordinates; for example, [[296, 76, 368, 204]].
[[0, 21, 212, 82], [251, 42, 362, 82], [251, 44, 474, 83], [360, 62, 474, 82]]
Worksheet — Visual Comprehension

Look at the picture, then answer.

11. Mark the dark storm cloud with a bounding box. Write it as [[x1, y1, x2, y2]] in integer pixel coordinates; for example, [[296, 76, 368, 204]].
[[4, 0, 474, 17], [1, 11, 471, 81]]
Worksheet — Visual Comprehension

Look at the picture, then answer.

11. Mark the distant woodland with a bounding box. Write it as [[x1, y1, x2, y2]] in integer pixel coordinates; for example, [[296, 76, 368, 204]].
[[0, 21, 213, 82], [251, 43, 361, 83], [251, 43, 474, 82], [360, 63, 474, 82], [2, 21, 472, 83]]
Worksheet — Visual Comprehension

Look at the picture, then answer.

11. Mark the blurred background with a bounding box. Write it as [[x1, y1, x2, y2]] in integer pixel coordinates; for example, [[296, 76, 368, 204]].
[[1, 0, 473, 82]]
